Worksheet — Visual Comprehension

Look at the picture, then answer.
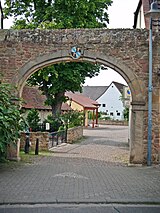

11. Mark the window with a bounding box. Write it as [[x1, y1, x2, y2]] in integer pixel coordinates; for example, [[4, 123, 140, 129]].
[[110, 112, 113, 116], [117, 113, 120, 116], [102, 104, 106, 107]]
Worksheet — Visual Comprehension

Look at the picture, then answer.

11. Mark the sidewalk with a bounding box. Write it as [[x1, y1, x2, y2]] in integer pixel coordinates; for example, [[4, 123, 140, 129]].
[[0, 125, 160, 204]]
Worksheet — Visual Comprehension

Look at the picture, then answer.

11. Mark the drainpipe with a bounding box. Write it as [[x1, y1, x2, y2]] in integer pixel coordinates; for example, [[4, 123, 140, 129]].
[[147, 16, 153, 166]]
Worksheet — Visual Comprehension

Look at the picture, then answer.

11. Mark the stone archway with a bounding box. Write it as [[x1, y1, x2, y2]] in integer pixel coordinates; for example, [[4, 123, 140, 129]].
[[14, 49, 146, 164], [1, 28, 160, 164]]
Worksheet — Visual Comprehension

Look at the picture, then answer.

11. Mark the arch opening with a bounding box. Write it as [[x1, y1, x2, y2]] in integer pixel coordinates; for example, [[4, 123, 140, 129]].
[[14, 50, 146, 164]]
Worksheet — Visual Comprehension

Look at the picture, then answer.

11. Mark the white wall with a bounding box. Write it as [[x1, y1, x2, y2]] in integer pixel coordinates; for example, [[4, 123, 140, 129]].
[[97, 83, 124, 120], [136, 5, 145, 29]]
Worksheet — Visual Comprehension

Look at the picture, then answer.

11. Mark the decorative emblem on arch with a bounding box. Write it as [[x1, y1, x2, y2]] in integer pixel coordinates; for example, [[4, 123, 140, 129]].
[[70, 46, 83, 59], [127, 89, 131, 95]]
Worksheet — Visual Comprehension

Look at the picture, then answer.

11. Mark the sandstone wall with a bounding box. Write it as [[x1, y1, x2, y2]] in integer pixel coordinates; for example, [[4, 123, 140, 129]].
[[20, 126, 83, 151]]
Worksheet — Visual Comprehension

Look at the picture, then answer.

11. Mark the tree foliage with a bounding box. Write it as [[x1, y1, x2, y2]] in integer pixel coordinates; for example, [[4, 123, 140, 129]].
[[61, 110, 83, 128], [45, 114, 62, 132], [28, 62, 100, 114], [4, 0, 112, 29], [26, 109, 41, 131], [0, 81, 21, 160], [123, 107, 129, 121]]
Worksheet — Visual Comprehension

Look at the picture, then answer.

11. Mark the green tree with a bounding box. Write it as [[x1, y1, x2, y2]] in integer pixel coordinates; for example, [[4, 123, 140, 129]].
[[27, 62, 100, 115], [4, 0, 112, 116], [0, 81, 21, 160], [26, 109, 41, 131], [4, 0, 112, 29]]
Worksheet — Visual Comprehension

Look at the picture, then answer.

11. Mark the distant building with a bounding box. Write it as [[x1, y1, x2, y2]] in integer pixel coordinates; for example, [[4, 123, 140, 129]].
[[65, 92, 99, 127], [22, 86, 99, 127], [22, 86, 71, 122], [82, 82, 131, 121]]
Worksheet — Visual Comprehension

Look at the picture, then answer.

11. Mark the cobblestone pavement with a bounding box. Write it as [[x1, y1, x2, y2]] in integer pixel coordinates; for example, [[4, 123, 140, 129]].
[[52, 125, 129, 165], [0, 125, 160, 204]]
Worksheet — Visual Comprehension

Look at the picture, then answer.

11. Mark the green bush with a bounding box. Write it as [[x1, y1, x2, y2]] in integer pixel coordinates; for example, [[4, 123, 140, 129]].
[[45, 114, 62, 132], [0, 82, 22, 160], [123, 107, 129, 121], [61, 110, 83, 128], [26, 109, 41, 131]]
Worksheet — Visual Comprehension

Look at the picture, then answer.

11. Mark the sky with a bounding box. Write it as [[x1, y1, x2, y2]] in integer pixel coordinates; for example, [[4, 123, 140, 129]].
[[1, 0, 140, 86]]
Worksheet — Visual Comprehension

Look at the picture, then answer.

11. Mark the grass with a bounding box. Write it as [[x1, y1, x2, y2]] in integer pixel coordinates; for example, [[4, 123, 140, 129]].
[[0, 150, 53, 169], [20, 150, 53, 163]]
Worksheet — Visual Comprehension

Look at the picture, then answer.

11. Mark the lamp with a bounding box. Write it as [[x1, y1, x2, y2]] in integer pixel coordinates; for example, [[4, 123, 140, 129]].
[[144, 0, 160, 166], [145, 1, 160, 18]]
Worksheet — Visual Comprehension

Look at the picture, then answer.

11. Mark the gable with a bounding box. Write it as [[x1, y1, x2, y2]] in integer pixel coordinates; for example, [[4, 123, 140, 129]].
[[112, 81, 125, 94], [97, 82, 121, 101], [82, 82, 125, 102]]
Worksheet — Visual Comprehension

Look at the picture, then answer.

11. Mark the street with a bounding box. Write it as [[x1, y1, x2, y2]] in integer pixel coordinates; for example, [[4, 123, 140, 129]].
[[0, 125, 160, 212], [0, 204, 160, 213]]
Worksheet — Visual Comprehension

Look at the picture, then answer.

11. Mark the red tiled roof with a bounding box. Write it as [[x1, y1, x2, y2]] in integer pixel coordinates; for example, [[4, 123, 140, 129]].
[[65, 92, 99, 109], [22, 86, 71, 111]]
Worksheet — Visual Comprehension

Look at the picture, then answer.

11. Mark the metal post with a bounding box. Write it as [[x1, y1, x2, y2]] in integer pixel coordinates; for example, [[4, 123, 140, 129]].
[[147, 17, 153, 166], [24, 132, 30, 154], [65, 123, 68, 143], [35, 138, 39, 155]]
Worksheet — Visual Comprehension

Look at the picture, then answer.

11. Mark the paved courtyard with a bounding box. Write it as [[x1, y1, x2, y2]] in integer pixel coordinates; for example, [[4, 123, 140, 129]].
[[52, 125, 129, 164], [0, 125, 160, 205]]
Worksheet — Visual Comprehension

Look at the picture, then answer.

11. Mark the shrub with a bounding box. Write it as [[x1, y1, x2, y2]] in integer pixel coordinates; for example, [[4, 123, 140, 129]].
[[45, 114, 62, 132], [60, 110, 83, 128], [123, 107, 129, 121], [0, 82, 21, 160], [26, 109, 41, 131]]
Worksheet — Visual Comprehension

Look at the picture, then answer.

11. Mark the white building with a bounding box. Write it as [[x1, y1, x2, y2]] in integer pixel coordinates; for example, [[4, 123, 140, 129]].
[[82, 82, 131, 121], [97, 82, 124, 120]]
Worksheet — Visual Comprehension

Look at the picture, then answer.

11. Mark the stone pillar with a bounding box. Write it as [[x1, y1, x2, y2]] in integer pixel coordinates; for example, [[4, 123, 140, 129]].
[[158, 106, 160, 162], [129, 102, 146, 164], [7, 139, 21, 161], [85, 110, 88, 127], [152, 87, 160, 163]]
